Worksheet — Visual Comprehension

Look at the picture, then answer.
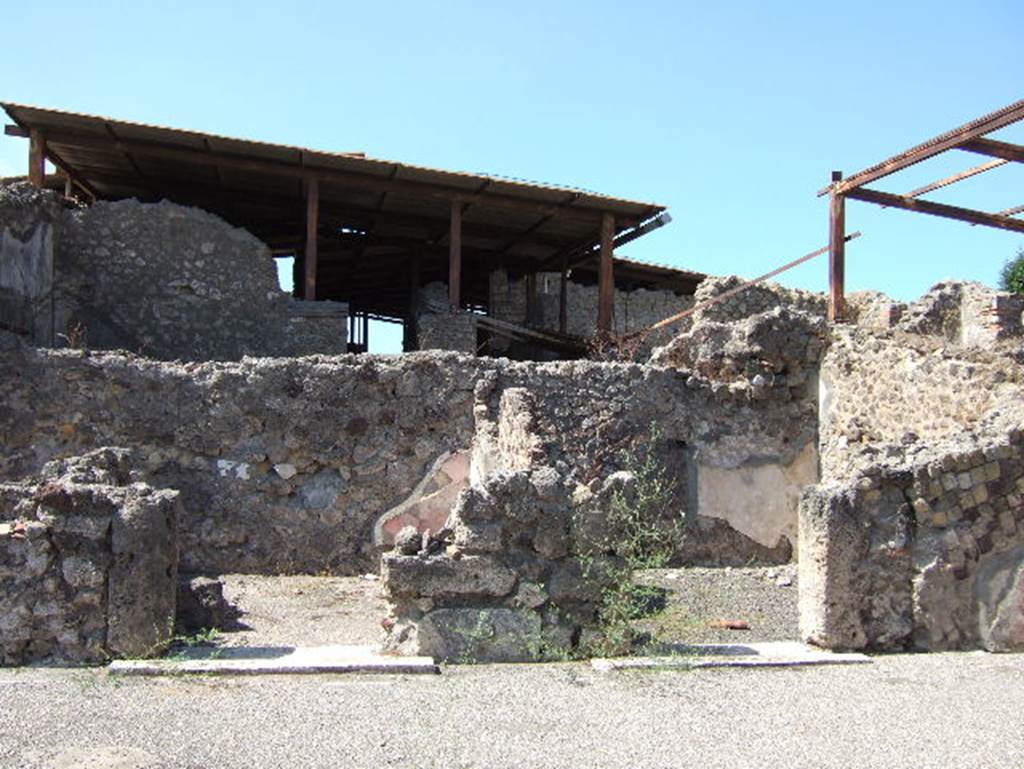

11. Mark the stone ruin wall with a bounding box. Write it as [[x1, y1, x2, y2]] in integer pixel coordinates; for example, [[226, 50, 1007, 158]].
[[801, 281, 1024, 652], [0, 340, 816, 581], [0, 182, 347, 360], [5, 173, 1024, 663], [380, 337, 822, 661], [487, 270, 693, 358], [0, 448, 178, 665]]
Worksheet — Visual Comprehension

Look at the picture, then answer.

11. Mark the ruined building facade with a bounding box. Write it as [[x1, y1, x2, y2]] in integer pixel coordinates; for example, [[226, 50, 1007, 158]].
[[2, 182, 1023, 663]]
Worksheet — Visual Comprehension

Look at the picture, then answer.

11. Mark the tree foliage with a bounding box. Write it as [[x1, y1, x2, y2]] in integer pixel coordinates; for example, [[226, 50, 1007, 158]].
[[999, 247, 1024, 294]]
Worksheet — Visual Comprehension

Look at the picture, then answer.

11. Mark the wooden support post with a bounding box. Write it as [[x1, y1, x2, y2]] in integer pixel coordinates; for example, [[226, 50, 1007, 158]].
[[28, 130, 46, 188], [405, 251, 422, 351], [361, 311, 369, 350], [304, 178, 319, 301], [828, 171, 846, 323], [559, 255, 568, 335], [449, 199, 463, 309], [597, 212, 615, 334]]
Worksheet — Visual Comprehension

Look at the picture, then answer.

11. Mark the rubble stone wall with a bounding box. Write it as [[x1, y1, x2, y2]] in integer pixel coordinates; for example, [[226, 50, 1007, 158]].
[[0, 340, 816, 576], [0, 182, 347, 360], [688, 276, 827, 325], [800, 428, 1024, 652], [803, 312, 1024, 652], [818, 327, 1024, 480], [488, 270, 691, 346], [0, 448, 179, 665]]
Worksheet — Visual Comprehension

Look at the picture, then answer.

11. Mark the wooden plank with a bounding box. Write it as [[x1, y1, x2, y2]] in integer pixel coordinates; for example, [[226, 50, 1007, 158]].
[[475, 315, 585, 352], [845, 186, 1024, 233], [28, 130, 46, 187], [448, 200, 462, 308], [821, 99, 1024, 197], [958, 137, 1024, 164], [304, 178, 319, 301], [636, 233, 862, 337], [597, 212, 615, 333], [4, 124, 29, 137], [828, 176, 846, 322]]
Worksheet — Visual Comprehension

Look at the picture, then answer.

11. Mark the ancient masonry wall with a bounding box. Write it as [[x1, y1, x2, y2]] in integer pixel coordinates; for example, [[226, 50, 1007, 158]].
[[0, 448, 178, 665], [801, 429, 1024, 652], [0, 182, 347, 360], [0, 341, 817, 577], [489, 270, 691, 338], [802, 318, 1024, 651], [487, 270, 693, 358]]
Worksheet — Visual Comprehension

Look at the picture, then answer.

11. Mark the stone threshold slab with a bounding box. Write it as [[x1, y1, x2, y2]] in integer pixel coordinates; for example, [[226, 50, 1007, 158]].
[[108, 644, 439, 676], [591, 641, 872, 672]]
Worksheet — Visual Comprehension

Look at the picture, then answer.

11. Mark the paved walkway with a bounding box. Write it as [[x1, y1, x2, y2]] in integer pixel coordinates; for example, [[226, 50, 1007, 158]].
[[1, 651, 1021, 768]]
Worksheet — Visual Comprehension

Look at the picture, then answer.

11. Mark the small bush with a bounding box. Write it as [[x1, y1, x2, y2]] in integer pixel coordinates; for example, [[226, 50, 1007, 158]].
[[580, 426, 684, 658], [999, 247, 1024, 294]]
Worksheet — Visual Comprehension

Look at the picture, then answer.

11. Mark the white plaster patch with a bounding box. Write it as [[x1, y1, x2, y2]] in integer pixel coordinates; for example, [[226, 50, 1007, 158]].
[[216, 459, 250, 480], [696, 442, 819, 551]]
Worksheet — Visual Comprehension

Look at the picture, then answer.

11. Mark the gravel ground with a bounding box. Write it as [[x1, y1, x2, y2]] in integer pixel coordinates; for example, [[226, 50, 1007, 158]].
[[634, 565, 799, 645], [207, 566, 799, 652], [4, 567, 1021, 768], [215, 574, 386, 648], [2, 652, 1023, 768]]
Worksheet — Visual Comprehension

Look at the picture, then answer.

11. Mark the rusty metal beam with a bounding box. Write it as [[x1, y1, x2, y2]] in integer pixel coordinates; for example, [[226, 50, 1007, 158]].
[[958, 137, 1024, 164], [819, 99, 1024, 197], [845, 186, 1024, 233], [828, 171, 846, 322], [904, 159, 1008, 199], [636, 233, 862, 337]]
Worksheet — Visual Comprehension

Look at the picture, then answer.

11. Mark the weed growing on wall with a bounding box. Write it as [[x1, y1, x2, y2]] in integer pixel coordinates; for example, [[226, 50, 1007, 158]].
[[578, 425, 684, 659], [607, 428, 682, 570]]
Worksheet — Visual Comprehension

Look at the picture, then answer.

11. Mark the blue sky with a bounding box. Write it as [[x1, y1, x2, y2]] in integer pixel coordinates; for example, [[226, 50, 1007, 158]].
[[2, 1, 1021, 350]]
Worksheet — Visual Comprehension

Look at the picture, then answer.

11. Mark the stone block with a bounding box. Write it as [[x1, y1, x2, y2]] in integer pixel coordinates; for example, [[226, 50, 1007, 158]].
[[413, 608, 543, 663], [106, 486, 179, 658], [382, 553, 516, 600]]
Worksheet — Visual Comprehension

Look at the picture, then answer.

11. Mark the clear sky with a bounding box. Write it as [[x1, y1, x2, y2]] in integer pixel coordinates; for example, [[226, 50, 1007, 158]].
[[2, 1, 1021, 351]]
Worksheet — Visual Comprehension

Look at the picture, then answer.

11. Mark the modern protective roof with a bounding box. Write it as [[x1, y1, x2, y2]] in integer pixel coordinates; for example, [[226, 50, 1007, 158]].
[[2, 102, 703, 314]]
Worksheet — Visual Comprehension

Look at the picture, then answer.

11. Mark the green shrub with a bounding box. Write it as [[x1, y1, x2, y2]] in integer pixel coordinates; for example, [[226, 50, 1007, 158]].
[[999, 247, 1024, 294], [580, 426, 684, 658]]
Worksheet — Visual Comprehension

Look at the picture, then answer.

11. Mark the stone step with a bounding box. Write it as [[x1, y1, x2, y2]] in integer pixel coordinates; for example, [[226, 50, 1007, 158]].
[[108, 644, 439, 676], [591, 641, 872, 671]]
